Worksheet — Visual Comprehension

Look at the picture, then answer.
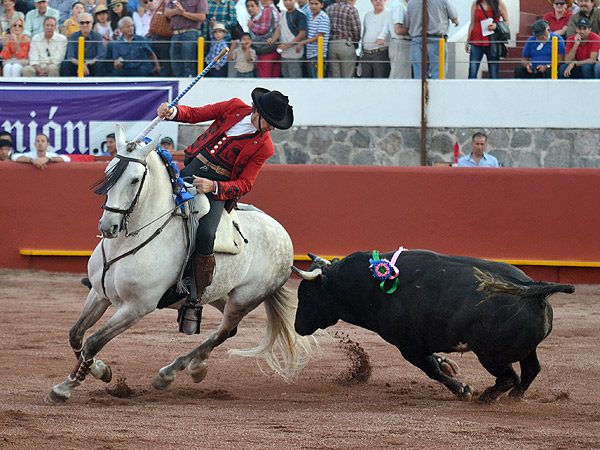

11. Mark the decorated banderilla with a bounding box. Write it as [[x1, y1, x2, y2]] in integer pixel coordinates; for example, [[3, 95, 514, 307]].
[[133, 47, 230, 142]]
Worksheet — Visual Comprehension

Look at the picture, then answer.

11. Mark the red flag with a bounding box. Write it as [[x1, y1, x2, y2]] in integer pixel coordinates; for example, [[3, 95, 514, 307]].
[[453, 142, 460, 164]]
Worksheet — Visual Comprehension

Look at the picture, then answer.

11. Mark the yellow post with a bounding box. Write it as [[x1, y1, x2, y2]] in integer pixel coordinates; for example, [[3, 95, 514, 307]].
[[551, 35, 558, 79], [198, 36, 204, 75], [77, 36, 85, 78], [439, 37, 445, 79], [317, 35, 324, 78]]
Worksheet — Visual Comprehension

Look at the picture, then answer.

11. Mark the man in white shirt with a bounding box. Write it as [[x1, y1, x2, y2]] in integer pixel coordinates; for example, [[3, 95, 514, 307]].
[[24, 0, 60, 38], [12, 133, 71, 169], [360, 0, 390, 78], [23, 16, 67, 77]]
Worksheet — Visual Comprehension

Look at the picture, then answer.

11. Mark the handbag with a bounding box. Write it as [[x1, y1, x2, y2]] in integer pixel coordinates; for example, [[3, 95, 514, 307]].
[[149, 0, 173, 38], [493, 20, 511, 42], [230, 21, 244, 41]]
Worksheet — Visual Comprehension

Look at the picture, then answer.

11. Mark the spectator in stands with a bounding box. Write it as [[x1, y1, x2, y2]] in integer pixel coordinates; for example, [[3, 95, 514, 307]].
[[133, 0, 154, 36], [104, 132, 117, 156], [296, 0, 330, 78], [1, 0, 25, 36], [160, 136, 184, 155], [325, 0, 360, 78], [24, 0, 59, 37], [0, 138, 14, 161], [566, 0, 600, 37], [543, 0, 573, 37], [110, 16, 160, 75], [466, 0, 509, 79], [1, 16, 30, 77], [268, 0, 306, 78], [60, 1, 85, 38], [109, 0, 133, 39], [360, 0, 390, 78], [203, 0, 237, 43], [147, 0, 172, 76], [12, 133, 71, 168], [61, 12, 106, 76], [405, 0, 458, 79], [247, 0, 280, 77], [456, 132, 499, 167], [388, 0, 410, 78], [205, 21, 228, 75], [0, 130, 14, 143], [297, 0, 309, 17], [23, 16, 67, 76], [560, 16, 599, 77], [165, 0, 207, 77], [228, 31, 256, 76], [49, 0, 72, 26], [93, 4, 113, 43], [515, 19, 565, 78]]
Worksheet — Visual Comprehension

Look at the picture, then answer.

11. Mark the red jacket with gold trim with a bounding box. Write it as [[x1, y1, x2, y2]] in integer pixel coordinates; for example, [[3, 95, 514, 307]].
[[174, 98, 274, 202]]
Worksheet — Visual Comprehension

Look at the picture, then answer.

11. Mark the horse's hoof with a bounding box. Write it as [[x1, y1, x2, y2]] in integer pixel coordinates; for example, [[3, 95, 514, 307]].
[[437, 356, 459, 378], [90, 360, 112, 383], [188, 361, 207, 383], [458, 384, 474, 402], [152, 371, 175, 390], [44, 389, 69, 405]]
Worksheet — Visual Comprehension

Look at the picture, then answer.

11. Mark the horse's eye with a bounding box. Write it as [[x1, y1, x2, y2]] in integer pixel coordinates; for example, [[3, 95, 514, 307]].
[[131, 178, 140, 185]]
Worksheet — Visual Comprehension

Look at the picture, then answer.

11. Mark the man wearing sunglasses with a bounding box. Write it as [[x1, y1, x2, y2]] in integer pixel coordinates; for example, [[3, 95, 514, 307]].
[[24, 0, 60, 38], [60, 13, 107, 76], [566, 0, 600, 37]]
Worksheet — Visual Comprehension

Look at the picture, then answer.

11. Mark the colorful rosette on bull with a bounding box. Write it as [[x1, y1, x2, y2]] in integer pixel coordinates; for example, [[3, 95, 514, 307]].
[[368, 248, 406, 295]]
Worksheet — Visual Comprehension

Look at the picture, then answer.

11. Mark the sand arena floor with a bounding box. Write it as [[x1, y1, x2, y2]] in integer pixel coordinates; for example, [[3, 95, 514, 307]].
[[0, 269, 599, 449]]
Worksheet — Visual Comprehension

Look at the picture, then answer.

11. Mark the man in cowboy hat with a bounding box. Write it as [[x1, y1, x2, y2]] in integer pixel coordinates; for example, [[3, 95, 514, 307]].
[[156, 87, 293, 334], [566, 0, 600, 37]]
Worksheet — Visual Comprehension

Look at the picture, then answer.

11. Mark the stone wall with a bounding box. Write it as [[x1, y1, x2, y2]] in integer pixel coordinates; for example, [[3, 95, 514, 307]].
[[179, 125, 600, 168]]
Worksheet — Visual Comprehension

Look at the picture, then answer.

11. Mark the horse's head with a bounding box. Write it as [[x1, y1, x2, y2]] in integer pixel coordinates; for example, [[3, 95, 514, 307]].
[[94, 123, 161, 238]]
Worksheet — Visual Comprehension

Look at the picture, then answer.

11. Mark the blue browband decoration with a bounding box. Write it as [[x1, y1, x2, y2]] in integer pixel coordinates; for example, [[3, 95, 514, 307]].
[[142, 137, 194, 207]]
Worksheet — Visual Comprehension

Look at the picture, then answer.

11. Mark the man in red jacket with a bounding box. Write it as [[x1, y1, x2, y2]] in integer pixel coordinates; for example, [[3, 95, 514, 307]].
[[157, 87, 293, 333]]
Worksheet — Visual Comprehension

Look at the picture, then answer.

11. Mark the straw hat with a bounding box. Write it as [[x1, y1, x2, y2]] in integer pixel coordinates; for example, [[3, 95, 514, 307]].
[[94, 4, 108, 14], [108, 0, 128, 7]]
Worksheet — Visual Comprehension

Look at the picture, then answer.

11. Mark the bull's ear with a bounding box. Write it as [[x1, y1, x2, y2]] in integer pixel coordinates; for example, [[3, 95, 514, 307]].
[[292, 266, 322, 281]]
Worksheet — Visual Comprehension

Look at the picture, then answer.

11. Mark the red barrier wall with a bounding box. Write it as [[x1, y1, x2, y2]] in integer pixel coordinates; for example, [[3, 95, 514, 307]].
[[2, 163, 600, 283]]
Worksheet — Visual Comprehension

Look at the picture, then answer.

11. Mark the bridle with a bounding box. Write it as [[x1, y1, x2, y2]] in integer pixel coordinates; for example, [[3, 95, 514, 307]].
[[101, 154, 148, 235]]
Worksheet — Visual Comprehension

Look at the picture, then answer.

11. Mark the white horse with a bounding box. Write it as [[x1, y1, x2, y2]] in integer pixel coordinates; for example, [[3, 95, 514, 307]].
[[45, 124, 312, 404]]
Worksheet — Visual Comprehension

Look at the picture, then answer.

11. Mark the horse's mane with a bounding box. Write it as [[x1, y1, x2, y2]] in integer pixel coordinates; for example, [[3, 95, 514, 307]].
[[90, 158, 130, 195]]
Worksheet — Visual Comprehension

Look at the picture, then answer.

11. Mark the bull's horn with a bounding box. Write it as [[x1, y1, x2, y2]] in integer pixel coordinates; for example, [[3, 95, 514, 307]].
[[292, 266, 322, 280], [307, 253, 331, 265]]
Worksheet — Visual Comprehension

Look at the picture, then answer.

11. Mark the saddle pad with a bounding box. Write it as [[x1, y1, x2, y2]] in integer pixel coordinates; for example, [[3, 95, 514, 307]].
[[214, 208, 245, 255]]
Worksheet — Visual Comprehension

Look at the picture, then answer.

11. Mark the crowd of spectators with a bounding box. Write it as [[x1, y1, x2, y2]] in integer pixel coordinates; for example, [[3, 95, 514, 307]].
[[2, 0, 600, 78]]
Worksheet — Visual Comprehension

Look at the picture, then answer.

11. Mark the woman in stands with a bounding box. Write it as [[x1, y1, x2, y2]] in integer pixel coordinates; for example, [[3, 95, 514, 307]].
[[465, 0, 510, 79], [108, 0, 133, 39], [543, 0, 573, 37], [0, 0, 25, 35], [1, 16, 30, 77]]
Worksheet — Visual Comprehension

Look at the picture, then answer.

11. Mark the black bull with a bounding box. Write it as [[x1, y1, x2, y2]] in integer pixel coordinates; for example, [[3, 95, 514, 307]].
[[292, 250, 574, 402]]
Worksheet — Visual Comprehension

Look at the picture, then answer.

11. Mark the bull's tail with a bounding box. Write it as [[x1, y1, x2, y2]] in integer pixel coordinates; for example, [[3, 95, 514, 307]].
[[474, 267, 575, 298]]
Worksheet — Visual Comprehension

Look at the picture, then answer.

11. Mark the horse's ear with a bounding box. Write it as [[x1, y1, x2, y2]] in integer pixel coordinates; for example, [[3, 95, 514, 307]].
[[141, 133, 161, 158], [115, 123, 127, 151]]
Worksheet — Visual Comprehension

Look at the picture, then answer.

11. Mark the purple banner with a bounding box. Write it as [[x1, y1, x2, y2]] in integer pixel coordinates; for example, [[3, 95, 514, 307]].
[[0, 81, 178, 155]]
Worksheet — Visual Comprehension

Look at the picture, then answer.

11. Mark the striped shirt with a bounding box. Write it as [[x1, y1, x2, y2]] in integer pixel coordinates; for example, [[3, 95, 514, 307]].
[[325, 0, 360, 42], [306, 10, 330, 59]]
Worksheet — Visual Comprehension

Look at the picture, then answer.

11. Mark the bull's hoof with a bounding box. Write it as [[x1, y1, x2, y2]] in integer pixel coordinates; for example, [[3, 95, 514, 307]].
[[507, 388, 524, 400], [188, 361, 207, 383], [44, 389, 69, 405], [437, 356, 460, 378], [458, 384, 474, 402], [152, 371, 175, 390]]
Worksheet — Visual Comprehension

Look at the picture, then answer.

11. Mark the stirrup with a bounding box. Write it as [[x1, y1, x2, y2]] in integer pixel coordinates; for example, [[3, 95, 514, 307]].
[[178, 303, 203, 335]]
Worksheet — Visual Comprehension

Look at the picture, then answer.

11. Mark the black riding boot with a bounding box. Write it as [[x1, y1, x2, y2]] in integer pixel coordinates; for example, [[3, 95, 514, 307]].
[[178, 253, 215, 334]]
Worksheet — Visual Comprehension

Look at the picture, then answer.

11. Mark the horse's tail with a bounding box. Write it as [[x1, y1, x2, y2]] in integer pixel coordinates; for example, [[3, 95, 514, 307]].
[[228, 285, 316, 382]]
